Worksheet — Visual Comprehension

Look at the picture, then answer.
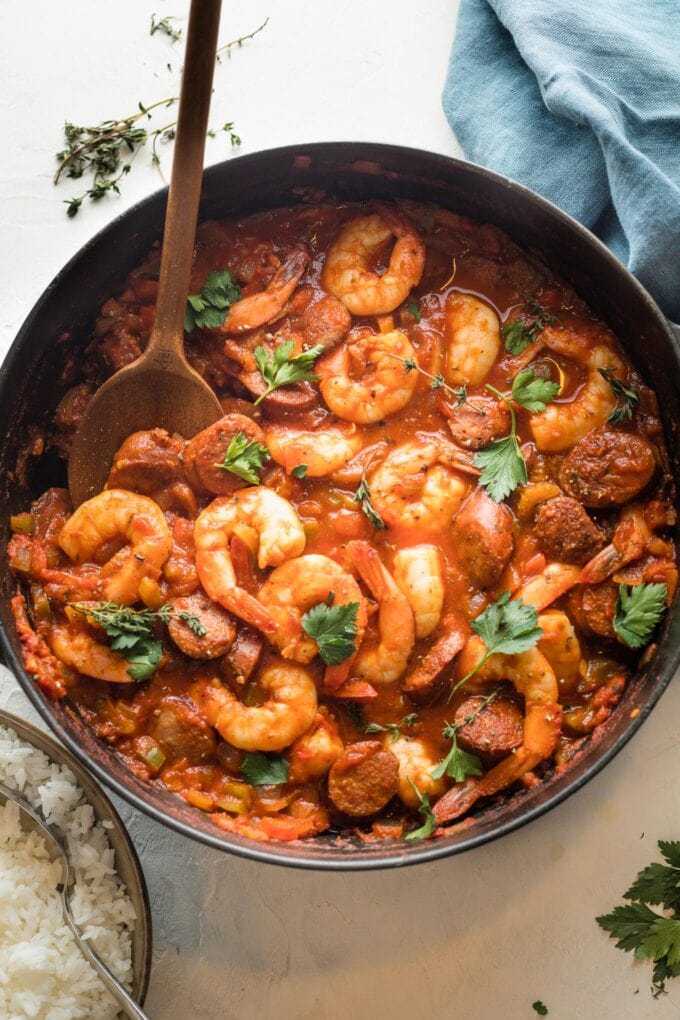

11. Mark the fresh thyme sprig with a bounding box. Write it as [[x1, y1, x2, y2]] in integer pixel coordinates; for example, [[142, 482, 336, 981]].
[[150, 14, 182, 42], [389, 354, 486, 412], [432, 689, 500, 782], [216, 17, 269, 61]]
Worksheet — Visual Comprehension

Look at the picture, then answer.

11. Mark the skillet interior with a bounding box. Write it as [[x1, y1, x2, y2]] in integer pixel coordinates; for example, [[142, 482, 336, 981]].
[[1, 142, 679, 870]]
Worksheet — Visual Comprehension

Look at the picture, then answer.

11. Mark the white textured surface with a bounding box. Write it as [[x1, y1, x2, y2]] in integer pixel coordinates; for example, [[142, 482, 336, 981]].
[[2, 2, 680, 1017]]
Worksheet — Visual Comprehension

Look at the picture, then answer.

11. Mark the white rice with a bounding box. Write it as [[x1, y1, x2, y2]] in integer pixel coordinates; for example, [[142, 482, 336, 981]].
[[0, 723, 137, 1019]]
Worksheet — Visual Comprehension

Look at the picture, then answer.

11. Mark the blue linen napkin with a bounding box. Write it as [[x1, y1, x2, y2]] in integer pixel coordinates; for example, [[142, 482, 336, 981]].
[[442, 0, 680, 321]]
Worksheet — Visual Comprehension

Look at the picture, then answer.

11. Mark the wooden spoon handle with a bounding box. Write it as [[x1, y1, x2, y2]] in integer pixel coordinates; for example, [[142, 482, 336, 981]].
[[146, 0, 222, 362]]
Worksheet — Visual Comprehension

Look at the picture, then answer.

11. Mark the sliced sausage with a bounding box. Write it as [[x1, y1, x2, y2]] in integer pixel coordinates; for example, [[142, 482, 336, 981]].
[[454, 693, 523, 759], [452, 488, 514, 588], [443, 394, 511, 450], [404, 613, 470, 697], [299, 295, 351, 348], [566, 582, 618, 639], [167, 592, 237, 659], [237, 372, 320, 417], [227, 628, 263, 681], [182, 413, 267, 495], [149, 694, 216, 763], [107, 428, 185, 492], [533, 496, 605, 565], [559, 428, 656, 508], [327, 741, 399, 816]]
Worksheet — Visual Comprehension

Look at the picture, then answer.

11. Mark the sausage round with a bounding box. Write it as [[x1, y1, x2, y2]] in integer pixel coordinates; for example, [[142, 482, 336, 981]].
[[327, 740, 399, 816], [107, 428, 185, 492], [182, 413, 267, 495], [167, 592, 237, 659], [566, 582, 618, 639], [559, 429, 656, 508], [452, 488, 514, 588], [454, 693, 524, 759], [149, 694, 216, 762], [444, 394, 511, 450], [533, 496, 604, 565]]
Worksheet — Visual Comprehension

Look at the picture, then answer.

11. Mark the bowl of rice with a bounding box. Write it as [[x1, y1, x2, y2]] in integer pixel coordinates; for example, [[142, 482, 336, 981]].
[[0, 708, 152, 1018]]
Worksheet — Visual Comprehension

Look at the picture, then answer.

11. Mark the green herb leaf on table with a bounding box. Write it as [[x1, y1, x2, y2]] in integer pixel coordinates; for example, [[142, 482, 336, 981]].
[[448, 593, 542, 700], [301, 600, 360, 665], [354, 476, 386, 531], [404, 778, 438, 841], [532, 1002, 549, 1016], [240, 752, 290, 786], [150, 14, 182, 41], [216, 432, 270, 484], [614, 583, 667, 649], [598, 367, 639, 424], [185, 269, 241, 332], [597, 839, 680, 995], [253, 341, 325, 406], [510, 368, 560, 413]]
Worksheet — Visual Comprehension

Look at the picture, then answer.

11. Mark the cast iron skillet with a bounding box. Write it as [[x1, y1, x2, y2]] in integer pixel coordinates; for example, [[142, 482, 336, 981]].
[[1, 143, 679, 870]]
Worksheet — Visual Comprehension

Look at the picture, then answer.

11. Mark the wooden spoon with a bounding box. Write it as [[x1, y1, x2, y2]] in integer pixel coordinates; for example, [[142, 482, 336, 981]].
[[68, 0, 224, 506]]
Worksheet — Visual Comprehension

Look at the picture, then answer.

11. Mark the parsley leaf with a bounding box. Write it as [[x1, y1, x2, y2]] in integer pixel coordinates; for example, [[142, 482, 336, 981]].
[[253, 341, 325, 405], [240, 752, 289, 786], [449, 593, 541, 700], [614, 583, 667, 649], [216, 432, 270, 484], [185, 269, 241, 332], [431, 728, 482, 783], [510, 368, 560, 413], [532, 1002, 549, 1016], [406, 301, 422, 322], [599, 367, 639, 424], [354, 476, 386, 530], [292, 464, 308, 479], [301, 600, 360, 665], [501, 305, 556, 355], [474, 431, 527, 503], [404, 778, 438, 841]]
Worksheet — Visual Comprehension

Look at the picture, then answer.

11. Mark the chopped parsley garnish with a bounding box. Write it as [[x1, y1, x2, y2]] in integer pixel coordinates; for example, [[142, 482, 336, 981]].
[[532, 1002, 549, 1016], [501, 304, 556, 355], [185, 269, 241, 332], [353, 476, 386, 531], [406, 302, 422, 322], [598, 367, 640, 424], [253, 340, 325, 406], [404, 779, 438, 841], [614, 583, 667, 649], [510, 368, 560, 413], [70, 602, 206, 681], [292, 464, 308, 479], [597, 840, 680, 996], [449, 593, 542, 700], [301, 599, 360, 665], [216, 432, 270, 484], [432, 691, 499, 781], [240, 752, 290, 786]]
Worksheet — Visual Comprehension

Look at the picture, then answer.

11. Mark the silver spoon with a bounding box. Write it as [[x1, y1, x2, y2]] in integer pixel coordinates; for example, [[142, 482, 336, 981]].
[[0, 781, 149, 1020]]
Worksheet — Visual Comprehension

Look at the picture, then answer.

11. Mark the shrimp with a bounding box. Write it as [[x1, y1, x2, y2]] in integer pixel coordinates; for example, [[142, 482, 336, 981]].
[[444, 292, 501, 386], [264, 422, 362, 477], [321, 208, 425, 315], [218, 246, 309, 334], [257, 554, 368, 665], [49, 623, 134, 684], [578, 508, 651, 585], [389, 736, 446, 808], [433, 639, 562, 824], [348, 541, 416, 685], [58, 489, 172, 606], [368, 437, 470, 529], [392, 545, 444, 638], [316, 330, 418, 424], [529, 329, 623, 452], [194, 487, 306, 634], [288, 709, 344, 782], [537, 610, 581, 684], [203, 662, 318, 752], [516, 562, 582, 611]]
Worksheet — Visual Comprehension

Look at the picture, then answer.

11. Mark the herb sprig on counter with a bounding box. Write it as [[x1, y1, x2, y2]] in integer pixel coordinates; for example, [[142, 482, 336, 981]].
[[597, 840, 680, 996], [150, 14, 182, 42]]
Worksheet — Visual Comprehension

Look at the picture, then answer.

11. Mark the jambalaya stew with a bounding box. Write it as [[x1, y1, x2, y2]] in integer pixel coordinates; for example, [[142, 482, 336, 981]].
[[8, 201, 677, 842]]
